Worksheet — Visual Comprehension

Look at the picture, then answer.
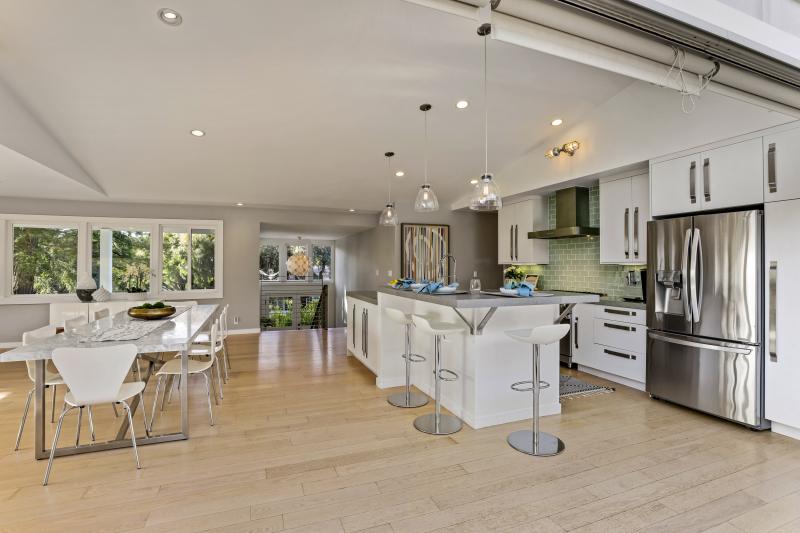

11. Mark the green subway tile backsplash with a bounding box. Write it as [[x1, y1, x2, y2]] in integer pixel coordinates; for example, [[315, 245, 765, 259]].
[[515, 186, 641, 299]]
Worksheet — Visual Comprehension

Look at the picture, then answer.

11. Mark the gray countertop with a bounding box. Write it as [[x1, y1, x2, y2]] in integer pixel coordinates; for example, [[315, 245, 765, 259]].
[[346, 291, 378, 305], [593, 298, 647, 310], [377, 286, 599, 309]]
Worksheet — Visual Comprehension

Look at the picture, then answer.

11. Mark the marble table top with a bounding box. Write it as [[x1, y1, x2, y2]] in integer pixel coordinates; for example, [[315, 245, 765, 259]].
[[0, 304, 219, 362]]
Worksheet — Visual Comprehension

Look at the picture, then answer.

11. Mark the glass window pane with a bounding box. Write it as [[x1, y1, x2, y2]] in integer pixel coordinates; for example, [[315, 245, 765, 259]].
[[91, 229, 151, 293], [259, 243, 280, 280], [12, 225, 78, 295], [162, 230, 189, 291], [312, 245, 332, 280], [262, 296, 293, 329], [286, 244, 309, 281], [191, 229, 215, 290], [299, 295, 320, 326]]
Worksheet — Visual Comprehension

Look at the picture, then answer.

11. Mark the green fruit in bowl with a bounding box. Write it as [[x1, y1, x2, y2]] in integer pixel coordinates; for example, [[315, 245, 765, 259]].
[[141, 303, 153, 309], [153, 301, 165, 309]]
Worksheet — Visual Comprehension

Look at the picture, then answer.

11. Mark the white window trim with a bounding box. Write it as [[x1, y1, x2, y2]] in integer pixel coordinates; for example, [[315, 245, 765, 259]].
[[260, 238, 334, 283], [1, 214, 223, 304]]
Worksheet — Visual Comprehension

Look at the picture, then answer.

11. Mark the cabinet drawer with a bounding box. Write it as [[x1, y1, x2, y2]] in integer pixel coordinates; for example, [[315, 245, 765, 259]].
[[594, 305, 645, 325], [594, 318, 646, 353], [594, 345, 645, 383]]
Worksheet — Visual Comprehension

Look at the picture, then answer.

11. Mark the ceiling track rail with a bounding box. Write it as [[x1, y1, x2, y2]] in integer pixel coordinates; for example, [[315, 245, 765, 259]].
[[549, 0, 800, 91]]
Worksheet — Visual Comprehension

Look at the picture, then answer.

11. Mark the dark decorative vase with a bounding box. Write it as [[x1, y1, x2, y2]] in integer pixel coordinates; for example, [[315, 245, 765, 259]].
[[76, 289, 94, 302]]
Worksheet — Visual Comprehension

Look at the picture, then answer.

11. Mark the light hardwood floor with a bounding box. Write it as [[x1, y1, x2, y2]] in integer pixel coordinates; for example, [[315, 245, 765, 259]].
[[1, 328, 800, 533]]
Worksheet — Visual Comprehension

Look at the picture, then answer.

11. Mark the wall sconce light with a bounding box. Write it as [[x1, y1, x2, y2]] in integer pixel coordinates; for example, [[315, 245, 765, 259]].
[[545, 140, 580, 159]]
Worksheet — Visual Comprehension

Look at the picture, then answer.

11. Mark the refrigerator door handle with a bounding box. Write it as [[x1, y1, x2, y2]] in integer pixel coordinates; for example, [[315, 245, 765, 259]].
[[770, 261, 777, 362], [681, 228, 692, 322], [648, 331, 753, 355], [690, 228, 703, 323]]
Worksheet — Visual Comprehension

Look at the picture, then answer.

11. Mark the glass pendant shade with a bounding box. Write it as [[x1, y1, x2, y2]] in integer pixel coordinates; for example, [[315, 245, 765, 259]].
[[469, 174, 502, 211], [379, 202, 398, 226], [414, 184, 439, 212]]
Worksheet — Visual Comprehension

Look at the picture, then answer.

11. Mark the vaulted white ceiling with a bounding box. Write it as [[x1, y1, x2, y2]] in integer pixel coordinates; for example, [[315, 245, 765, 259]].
[[0, 0, 632, 211]]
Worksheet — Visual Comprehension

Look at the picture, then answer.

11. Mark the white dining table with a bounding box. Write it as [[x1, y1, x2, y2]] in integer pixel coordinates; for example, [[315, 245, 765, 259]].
[[0, 304, 219, 460]]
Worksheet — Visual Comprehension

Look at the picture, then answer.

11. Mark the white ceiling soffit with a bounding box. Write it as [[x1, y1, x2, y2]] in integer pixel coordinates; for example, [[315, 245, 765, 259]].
[[0, 0, 632, 209], [403, 0, 800, 117]]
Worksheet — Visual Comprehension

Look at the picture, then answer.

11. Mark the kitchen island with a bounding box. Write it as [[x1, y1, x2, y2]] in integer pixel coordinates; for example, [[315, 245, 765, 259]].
[[347, 288, 599, 429]]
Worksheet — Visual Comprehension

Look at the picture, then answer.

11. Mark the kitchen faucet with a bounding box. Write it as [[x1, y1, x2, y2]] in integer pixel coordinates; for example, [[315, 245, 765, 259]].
[[438, 254, 457, 284]]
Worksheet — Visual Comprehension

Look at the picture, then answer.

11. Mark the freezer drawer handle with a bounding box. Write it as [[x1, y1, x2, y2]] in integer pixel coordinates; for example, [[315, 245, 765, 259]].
[[604, 308, 632, 316], [604, 322, 635, 332], [648, 331, 753, 355], [769, 261, 777, 362], [689, 161, 697, 203], [768, 143, 777, 194], [604, 348, 636, 360], [703, 158, 711, 202]]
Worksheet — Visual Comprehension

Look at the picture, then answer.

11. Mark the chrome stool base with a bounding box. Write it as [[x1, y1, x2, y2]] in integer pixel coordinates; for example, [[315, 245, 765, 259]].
[[413, 412, 462, 435], [387, 391, 429, 408], [507, 429, 565, 457]]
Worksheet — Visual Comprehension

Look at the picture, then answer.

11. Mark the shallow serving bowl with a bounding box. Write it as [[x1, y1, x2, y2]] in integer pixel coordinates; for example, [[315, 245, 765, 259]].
[[127, 306, 177, 320]]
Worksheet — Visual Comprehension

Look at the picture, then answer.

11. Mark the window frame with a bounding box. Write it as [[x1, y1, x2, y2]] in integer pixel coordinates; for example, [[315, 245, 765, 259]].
[[260, 238, 334, 283], [0, 214, 223, 304]]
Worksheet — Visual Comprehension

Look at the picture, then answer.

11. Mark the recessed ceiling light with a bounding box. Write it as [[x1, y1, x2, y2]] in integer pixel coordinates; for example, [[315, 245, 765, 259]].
[[348, 208, 356, 212], [235, 202, 244, 206], [551, 118, 563, 126], [158, 8, 182, 26], [456, 100, 469, 109], [190, 129, 205, 137], [395, 170, 405, 177], [469, 178, 479, 185]]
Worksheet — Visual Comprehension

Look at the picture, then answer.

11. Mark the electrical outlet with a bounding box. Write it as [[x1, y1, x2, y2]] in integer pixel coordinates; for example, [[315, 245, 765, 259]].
[[387, 270, 393, 277], [233, 316, 240, 325]]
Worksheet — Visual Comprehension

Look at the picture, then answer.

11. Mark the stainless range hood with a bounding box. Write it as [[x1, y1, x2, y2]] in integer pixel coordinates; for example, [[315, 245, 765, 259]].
[[528, 187, 599, 239]]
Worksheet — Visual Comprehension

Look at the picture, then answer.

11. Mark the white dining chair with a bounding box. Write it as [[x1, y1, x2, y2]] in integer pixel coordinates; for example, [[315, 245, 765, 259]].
[[64, 315, 87, 333], [193, 305, 230, 381], [14, 326, 64, 450], [93, 308, 110, 320], [44, 344, 147, 485], [151, 322, 218, 428]]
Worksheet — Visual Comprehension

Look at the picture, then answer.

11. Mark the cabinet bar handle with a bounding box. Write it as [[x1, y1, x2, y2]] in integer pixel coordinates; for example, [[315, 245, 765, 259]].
[[604, 322, 635, 332], [604, 308, 632, 316], [703, 158, 711, 202], [770, 261, 777, 362], [768, 143, 777, 194], [574, 317, 579, 349], [633, 207, 639, 258], [624, 208, 630, 258], [604, 348, 636, 360], [510, 226, 514, 262], [352, 304, 356, 348], [689, 161, 697, 203], [515, 224, 519, 261]]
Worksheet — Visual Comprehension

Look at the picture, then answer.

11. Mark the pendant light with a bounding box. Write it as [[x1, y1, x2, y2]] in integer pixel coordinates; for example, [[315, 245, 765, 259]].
[[378, 151, 399, 226], [469, 23, 502, 212], [414, 103, 439, 212]]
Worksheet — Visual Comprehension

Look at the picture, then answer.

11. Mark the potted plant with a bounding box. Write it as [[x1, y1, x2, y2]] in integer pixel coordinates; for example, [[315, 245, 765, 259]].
[[503, 265, 526, 288]]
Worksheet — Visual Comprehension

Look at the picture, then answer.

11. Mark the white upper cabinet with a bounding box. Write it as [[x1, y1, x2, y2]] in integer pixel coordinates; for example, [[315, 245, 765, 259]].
[[600, 173, 649, 264], [497, 197, 549, 265], [650, 154, 702, 217], [700, 138, 763, 211], [764, 127, 800, 203], [651, 138, 763, 217]]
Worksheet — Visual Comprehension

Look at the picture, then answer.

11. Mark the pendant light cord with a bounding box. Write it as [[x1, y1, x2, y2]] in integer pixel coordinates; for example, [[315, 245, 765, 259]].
[[387, 156, 392, 204], [484, 32, 488, 179], [424, 109, 430, 186]]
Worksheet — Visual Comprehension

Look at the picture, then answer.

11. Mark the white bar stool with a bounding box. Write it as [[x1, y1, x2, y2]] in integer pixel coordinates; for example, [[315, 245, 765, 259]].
[[411, 315, 464, 435], [384, 308, 428, 409], [505, 324, 570, 457]]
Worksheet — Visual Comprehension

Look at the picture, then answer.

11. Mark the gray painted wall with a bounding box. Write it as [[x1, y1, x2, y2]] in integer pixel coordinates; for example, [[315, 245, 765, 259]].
[[334, 204, 501, 326], [0, 196, 376, 343]]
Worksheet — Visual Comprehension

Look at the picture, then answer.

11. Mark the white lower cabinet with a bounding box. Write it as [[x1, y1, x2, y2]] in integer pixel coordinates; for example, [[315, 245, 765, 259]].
[[347, 297, 379, 373], [765, 200, 800, 437], [571, 303, 646, 389]]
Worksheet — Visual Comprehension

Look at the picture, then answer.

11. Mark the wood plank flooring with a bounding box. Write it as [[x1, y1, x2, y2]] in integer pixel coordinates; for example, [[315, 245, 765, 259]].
[[1, 328, 799, 532]]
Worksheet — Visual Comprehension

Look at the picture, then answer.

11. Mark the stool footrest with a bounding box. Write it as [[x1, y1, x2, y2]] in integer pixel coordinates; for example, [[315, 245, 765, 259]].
[[510, 380, 550, 392], [437, 368, 459, 382], [402, 353, 426, 363]]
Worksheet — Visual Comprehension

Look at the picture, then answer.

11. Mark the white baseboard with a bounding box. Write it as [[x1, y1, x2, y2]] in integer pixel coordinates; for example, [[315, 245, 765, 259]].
[[376, 376, 405, 389], [227, 328, 261, 335], [577, 365, 645, 391], [771, 422, 800, 441]]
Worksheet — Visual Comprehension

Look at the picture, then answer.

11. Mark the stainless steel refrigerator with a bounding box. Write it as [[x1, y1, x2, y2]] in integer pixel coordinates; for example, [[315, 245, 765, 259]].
[[646, 209, 767, 428]]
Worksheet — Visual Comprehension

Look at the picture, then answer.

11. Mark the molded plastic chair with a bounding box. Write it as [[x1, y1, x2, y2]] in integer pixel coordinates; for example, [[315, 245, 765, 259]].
[[194, 305, 231, 381], [64, 315, 87, 332], [44, 344, 147, 485], [505, 324, 570, 457], [93, 308, 110, 320]]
